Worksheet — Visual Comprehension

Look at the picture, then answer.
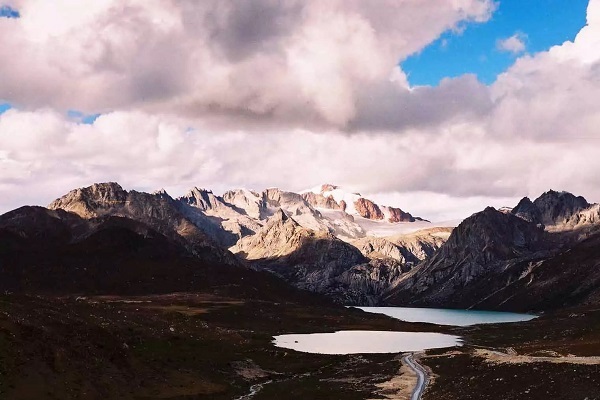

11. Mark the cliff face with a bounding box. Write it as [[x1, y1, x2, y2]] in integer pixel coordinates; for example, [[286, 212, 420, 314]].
[[386, 207, 417, 223], [301, 192, 343, 210], [352, 227, 451, 265], [472, 232, 600, 311], [352, 237, 407, 263], [48, 182, 129, 219], [303, 183, 425, 223], [354, 198, 384, 220], [511, 197, 543, 225], [177, 187, 263, 247], [231, 209, 365, 270]]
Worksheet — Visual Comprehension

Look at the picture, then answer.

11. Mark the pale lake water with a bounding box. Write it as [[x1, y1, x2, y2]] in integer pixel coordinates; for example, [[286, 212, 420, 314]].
[[272, 330, 462, 355], [357, 306, 538, 327], [272, 307, 536, 355]]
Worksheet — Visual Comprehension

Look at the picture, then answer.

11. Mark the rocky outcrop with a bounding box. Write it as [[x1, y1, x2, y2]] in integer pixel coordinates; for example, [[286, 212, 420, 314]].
[[385, 227, 453, 262], [329, 260, 407, 305], [511, 197, 543, 225], [222, 189, 266, 220], [354, 198, 384, 220], [178, 187, 263, 247], [264, 188, 320, 219], [567, 203, 600, 232], [301, 192, 343, 210], [231, 209, 363, 264], [351, 227, 452, 280], [307, 183, 426, 223], [511, 191, 600, 234], [320, 183, 339, 193], [179, 187, 225, 212], [533, 190, 590, 227], [386, 206, 418, 223], [352, 237, 407, 263], [48, 182, 128, 218]]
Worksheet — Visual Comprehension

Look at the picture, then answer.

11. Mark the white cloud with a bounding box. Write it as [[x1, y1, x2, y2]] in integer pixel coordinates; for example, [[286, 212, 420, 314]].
[[0, 0, 495, 128], [1, 106, 600, 221], [497, 32, 527, 54], [1, 0, 600, 222]]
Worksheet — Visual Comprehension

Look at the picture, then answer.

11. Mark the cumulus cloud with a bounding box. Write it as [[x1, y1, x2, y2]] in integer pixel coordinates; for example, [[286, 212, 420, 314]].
[[1, 106, 600, 221], [497, 32, 527, 54], [1, 0, 600, 221], [0, 0, 495, 127]]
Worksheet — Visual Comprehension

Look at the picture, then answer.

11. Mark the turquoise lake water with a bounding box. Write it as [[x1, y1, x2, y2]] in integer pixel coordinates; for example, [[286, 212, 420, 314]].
[[357, 307, 537, 327]]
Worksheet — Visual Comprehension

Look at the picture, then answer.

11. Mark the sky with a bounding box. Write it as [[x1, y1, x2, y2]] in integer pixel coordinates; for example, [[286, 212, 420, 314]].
[[0, 0, 599, 221], [403, 0, 589, 85]]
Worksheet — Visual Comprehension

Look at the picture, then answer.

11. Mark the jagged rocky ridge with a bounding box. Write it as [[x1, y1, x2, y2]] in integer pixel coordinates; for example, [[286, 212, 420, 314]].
[[510, 190, 592, 229], [304, 184, 427, 223], [39, 182, 440, 304], [387, 190, 600, 311], [0, 182, 433, 304], [48, 182, 238, 266], [229, 209, 445, 304], [6, 182, 600, 311], [173, 183, 429, 247]]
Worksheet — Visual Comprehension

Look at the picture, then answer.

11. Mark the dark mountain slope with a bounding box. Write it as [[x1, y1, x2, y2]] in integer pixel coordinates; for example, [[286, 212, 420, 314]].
[[473, 232, 600, 311], [386, 207, 555, 309], [0, 206, 325, 303]]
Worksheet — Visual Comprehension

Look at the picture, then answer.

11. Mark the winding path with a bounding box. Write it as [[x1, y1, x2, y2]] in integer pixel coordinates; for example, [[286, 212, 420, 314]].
[[234, 380, 272, 400], [403, 354, 429, 400]]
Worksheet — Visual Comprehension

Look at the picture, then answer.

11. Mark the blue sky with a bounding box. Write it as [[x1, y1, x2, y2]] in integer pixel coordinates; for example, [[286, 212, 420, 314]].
[[0, 104, 100, 124], [402, 0, 589, 86], [0, 5, 19, 19], [67, 110, 101, 125]]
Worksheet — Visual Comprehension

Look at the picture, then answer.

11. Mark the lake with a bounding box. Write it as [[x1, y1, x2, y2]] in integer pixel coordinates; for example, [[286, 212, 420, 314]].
[[272, 330, 462, 355], [272, 307, 536, 355], [357, 306, 537, 326]]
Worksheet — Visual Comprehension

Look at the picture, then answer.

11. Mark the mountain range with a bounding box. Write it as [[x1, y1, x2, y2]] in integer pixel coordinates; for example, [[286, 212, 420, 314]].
[[2, 182, 600, 311]]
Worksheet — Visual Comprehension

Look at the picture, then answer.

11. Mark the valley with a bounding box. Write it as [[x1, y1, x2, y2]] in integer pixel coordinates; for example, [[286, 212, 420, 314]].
[[1, 182, 600, 399], [2, 293, 599, 399]]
